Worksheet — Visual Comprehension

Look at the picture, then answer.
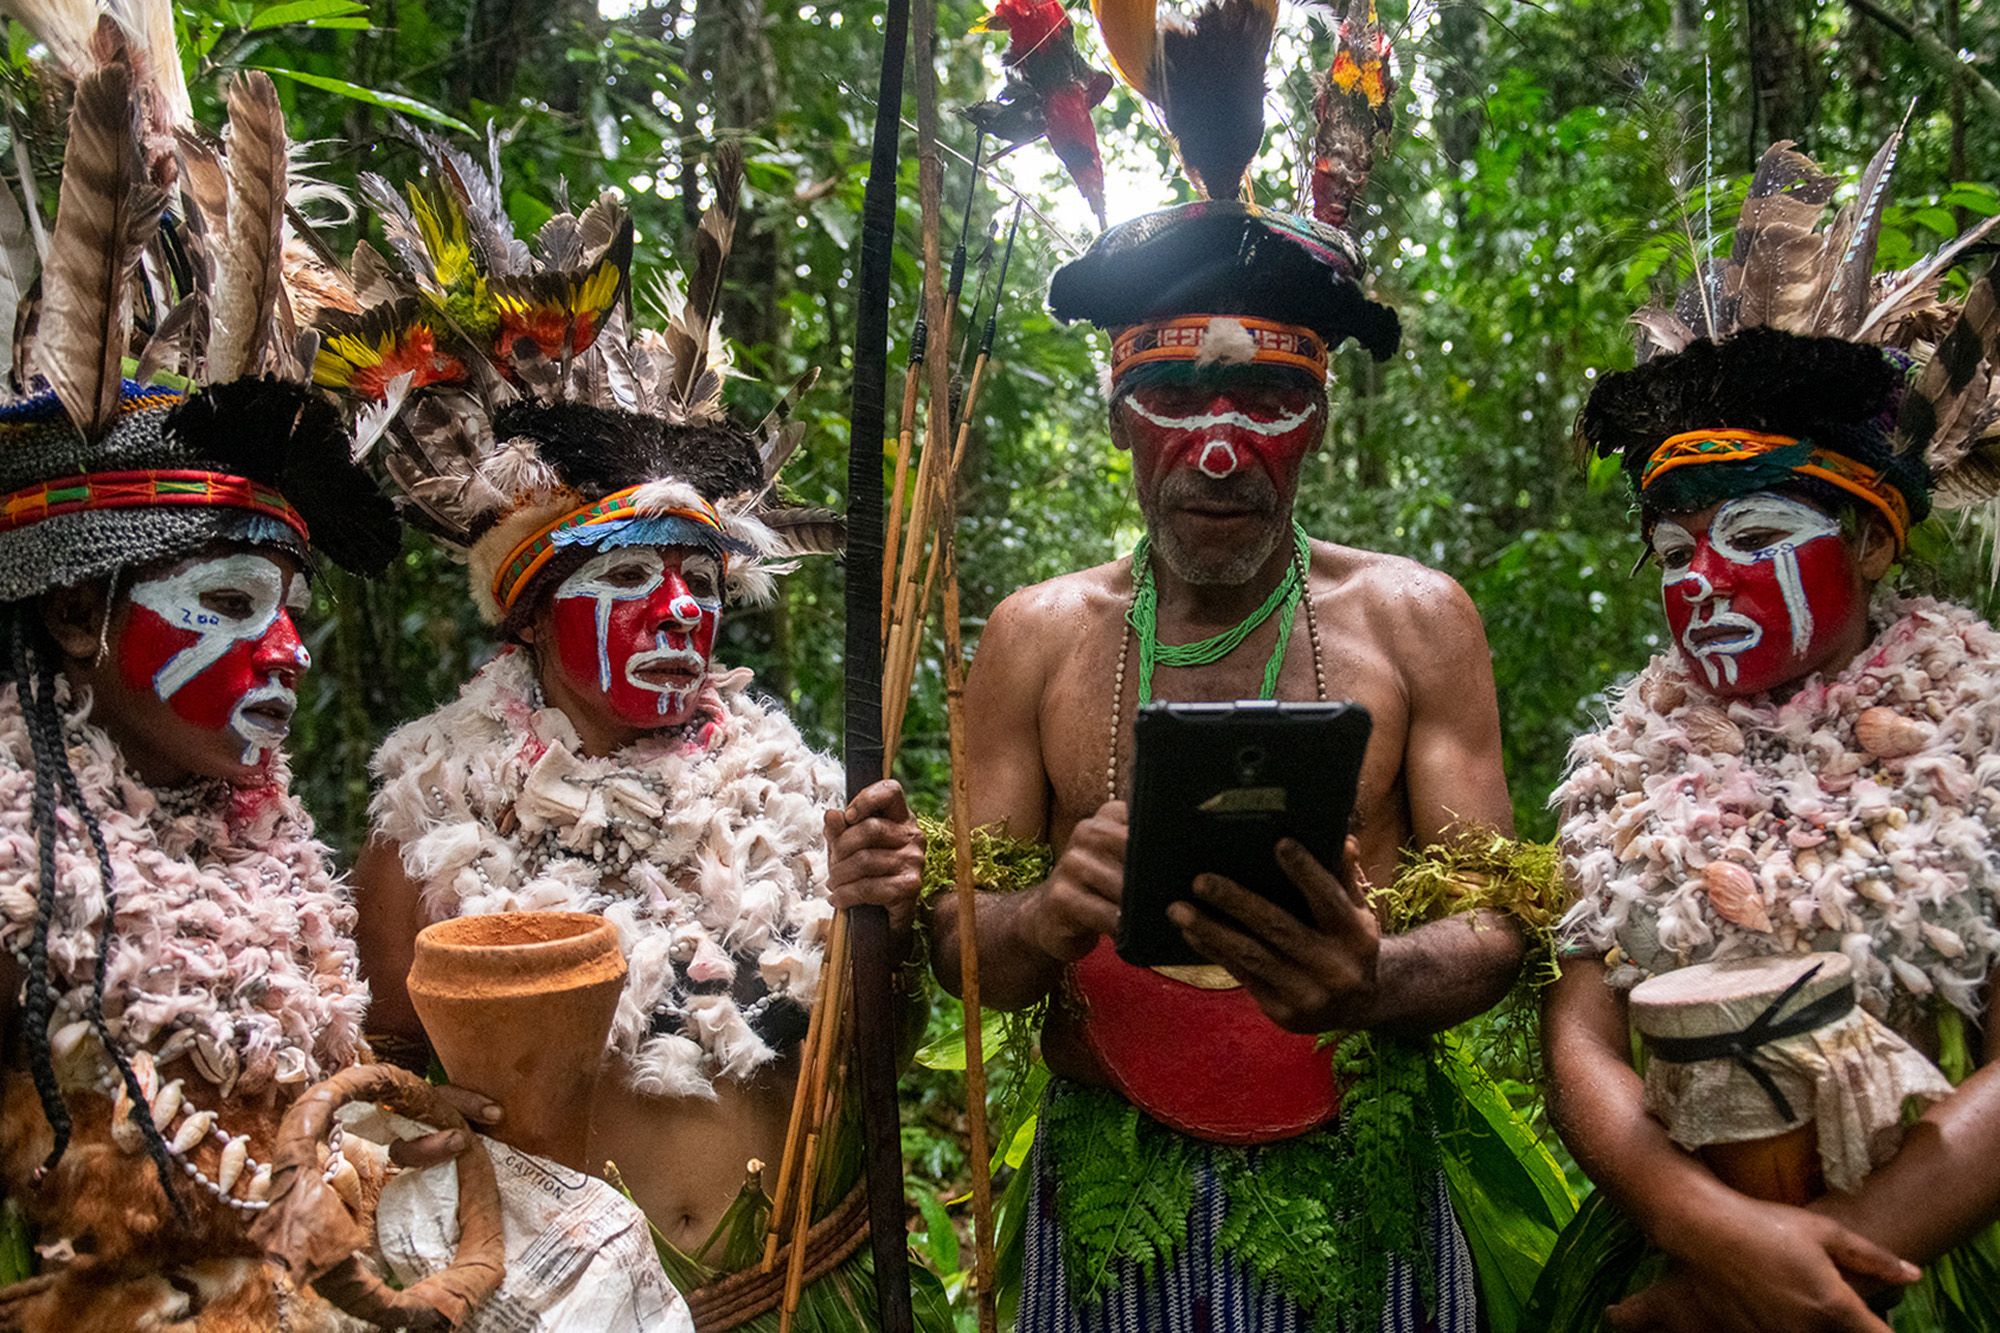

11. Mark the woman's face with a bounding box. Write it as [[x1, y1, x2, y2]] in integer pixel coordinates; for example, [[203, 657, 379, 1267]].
[[536, 544, 722, 745], [1652, 493, 1875, 697], [64, 549, 311, 786]]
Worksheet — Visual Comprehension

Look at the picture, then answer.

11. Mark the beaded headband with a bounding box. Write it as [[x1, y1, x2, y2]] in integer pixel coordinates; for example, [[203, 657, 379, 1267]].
[[0, 469, 311, 544], [1110, 315, 1329, 386], [1642, 427, 1913, 548], [490, 485, 730, 611]]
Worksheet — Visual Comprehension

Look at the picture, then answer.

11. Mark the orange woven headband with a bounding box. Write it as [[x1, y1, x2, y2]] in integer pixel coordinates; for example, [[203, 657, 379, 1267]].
[[1642, 428, 1912, 547], [491, 486, 729, 611], [0, 469, 309, 543], [1110, 316, 1328, 384]]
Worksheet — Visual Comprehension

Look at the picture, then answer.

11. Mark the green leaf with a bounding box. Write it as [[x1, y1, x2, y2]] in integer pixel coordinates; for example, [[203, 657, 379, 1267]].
[[913, 1005, 1004, 1070], [1940, 184, 2000, 218], [253, 67, 471, 133], [914, 1190, 961, 1276], [247, 0, 366, 28]]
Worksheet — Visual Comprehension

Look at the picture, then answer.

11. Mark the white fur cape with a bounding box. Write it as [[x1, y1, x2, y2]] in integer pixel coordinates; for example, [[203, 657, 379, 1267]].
[[1555, 596, 2000, 1030], [371, 648, 843, 1100], [0, 682, 365, 1096]]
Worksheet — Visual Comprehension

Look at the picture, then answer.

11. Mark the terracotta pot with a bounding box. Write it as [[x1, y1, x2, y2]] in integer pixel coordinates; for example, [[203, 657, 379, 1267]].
[[1699, 1120, 1825, 1207], [407, 911, 625, 1172]]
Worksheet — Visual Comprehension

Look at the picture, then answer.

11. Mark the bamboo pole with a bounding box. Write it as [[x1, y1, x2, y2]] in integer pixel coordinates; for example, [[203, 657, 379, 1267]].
[[941, 521, 997, 1332]]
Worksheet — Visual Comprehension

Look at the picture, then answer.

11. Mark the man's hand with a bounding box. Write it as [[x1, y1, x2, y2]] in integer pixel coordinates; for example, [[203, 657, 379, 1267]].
[[1024, 801, 1128, 965], [388, 1084, 504, 1170], [827, 779, 926, 951], [1607, 1196, 1916, 1333], [1168, 835, 1380, 1032]]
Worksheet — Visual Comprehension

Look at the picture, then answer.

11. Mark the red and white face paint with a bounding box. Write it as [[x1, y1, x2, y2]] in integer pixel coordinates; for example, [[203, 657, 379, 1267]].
[[118, 553, 311, 768], [1653, 494, 1867, 697], [1121, 380, 1322, 490], [548, 546, 721, 731]]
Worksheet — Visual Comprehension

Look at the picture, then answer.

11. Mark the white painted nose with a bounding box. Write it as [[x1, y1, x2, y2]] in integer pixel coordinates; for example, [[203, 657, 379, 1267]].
[[1196, 439, 1240, 479], [666, 593, 703, 625]]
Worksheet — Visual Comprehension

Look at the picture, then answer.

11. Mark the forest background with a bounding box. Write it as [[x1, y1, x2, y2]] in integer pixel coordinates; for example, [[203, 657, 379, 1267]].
[[5, 0, 1995, 1319]]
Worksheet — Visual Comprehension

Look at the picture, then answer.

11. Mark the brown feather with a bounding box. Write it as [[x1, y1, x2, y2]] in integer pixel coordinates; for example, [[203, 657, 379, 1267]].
[[1630, 304, 1696, 359], [1815, 123, 1905, 338], [31, 60, 166, 441], [761, 505, 845, 556], [133, 291, 194, 383], [0, 174, 37, 356], [349, 239, 404, 307], [1727, 141, 1837, 333], [1905, 269, 2000, 472], [1854, 212, 2000, 345], [207, 73, 288, 382], [665, 146, 741, 421]]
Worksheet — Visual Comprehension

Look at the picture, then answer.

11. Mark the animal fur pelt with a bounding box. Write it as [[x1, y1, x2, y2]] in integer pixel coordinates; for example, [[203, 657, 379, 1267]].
[[370, 649, 844, 1101], [1555, 595, 2000, 1032]]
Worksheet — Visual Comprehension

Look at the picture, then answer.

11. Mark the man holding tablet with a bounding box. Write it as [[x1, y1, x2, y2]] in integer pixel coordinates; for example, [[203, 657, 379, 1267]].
[[930, 13, 1531, 1329]]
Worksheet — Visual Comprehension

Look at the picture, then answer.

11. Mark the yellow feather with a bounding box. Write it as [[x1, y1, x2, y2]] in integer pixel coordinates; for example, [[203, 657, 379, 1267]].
[[1091, 0, 1160, 99]]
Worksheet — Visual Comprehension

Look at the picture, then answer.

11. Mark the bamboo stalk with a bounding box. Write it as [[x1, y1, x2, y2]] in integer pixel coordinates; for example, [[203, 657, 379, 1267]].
[[762, 909, 849, 1273], [941, 524, 997, 1333], [881, 354, 925, 639]]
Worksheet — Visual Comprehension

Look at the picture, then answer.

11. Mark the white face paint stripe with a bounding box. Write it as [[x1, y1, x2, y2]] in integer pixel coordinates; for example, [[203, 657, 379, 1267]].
[[1123, 398, 1318, 437], [128, 555, 286, 699], [554, 548, 669, 693]]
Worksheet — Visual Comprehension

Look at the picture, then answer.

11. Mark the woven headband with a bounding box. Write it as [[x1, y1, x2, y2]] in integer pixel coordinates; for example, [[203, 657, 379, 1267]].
[[491, 485, 730, 611], [0, 469, 310, 544], [1641, 428, 1913, 548], [1110, 316, 1328, 385]]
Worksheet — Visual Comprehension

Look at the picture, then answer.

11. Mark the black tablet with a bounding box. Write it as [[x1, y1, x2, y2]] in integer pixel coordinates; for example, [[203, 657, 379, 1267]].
[[1116, 699, 1373, 969]]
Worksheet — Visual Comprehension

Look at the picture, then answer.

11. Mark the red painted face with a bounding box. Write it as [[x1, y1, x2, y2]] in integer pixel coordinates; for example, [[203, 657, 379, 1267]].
[[547, 545, 722, 732], [1117, 374, 1323, 585], [1653, 494, 1868, 697], [114, 552, 312, 775], [1119, 377, 1323, 495]]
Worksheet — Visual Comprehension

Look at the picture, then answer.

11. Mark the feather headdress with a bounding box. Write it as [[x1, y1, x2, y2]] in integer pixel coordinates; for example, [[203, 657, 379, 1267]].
[[0, 8, 396, 600], [1051, 0, 1400, 374], [316, 134, 836, 623], [1581, 134, 2000, 547]]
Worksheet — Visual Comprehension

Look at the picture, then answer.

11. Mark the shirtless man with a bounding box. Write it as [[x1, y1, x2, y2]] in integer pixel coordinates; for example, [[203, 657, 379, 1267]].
[[933, 196, 1527, 1331]]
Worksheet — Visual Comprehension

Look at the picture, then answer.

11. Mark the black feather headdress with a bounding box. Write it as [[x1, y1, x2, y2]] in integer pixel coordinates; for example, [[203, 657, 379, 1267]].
[[1581, 135, 2000, 546]]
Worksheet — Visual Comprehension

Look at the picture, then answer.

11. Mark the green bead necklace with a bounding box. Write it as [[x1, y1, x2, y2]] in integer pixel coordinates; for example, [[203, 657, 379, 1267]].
[[1125, 522, 1312, 705]]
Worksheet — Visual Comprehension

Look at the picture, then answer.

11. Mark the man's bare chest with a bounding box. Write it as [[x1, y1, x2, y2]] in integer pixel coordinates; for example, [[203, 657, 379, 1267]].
[[1037, 605, 1412, 840]]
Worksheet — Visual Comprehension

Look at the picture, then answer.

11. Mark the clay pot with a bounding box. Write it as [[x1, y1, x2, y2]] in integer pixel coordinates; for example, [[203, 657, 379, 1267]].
[[407, 911, 626, 1172], [1698, 1121, 1825, 1208]]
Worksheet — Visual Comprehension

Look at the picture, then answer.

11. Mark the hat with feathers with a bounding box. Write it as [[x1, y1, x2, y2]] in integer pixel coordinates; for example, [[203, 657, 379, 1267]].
[[0, 0, 398, 603], [1049, 0, 1401, 373], [1580, 134, 2000, 550], [312, 133, 837, 624]]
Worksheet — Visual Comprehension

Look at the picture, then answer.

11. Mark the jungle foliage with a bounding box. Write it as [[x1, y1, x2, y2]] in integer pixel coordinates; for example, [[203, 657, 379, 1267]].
[[4, 0, 1995, 1323]]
